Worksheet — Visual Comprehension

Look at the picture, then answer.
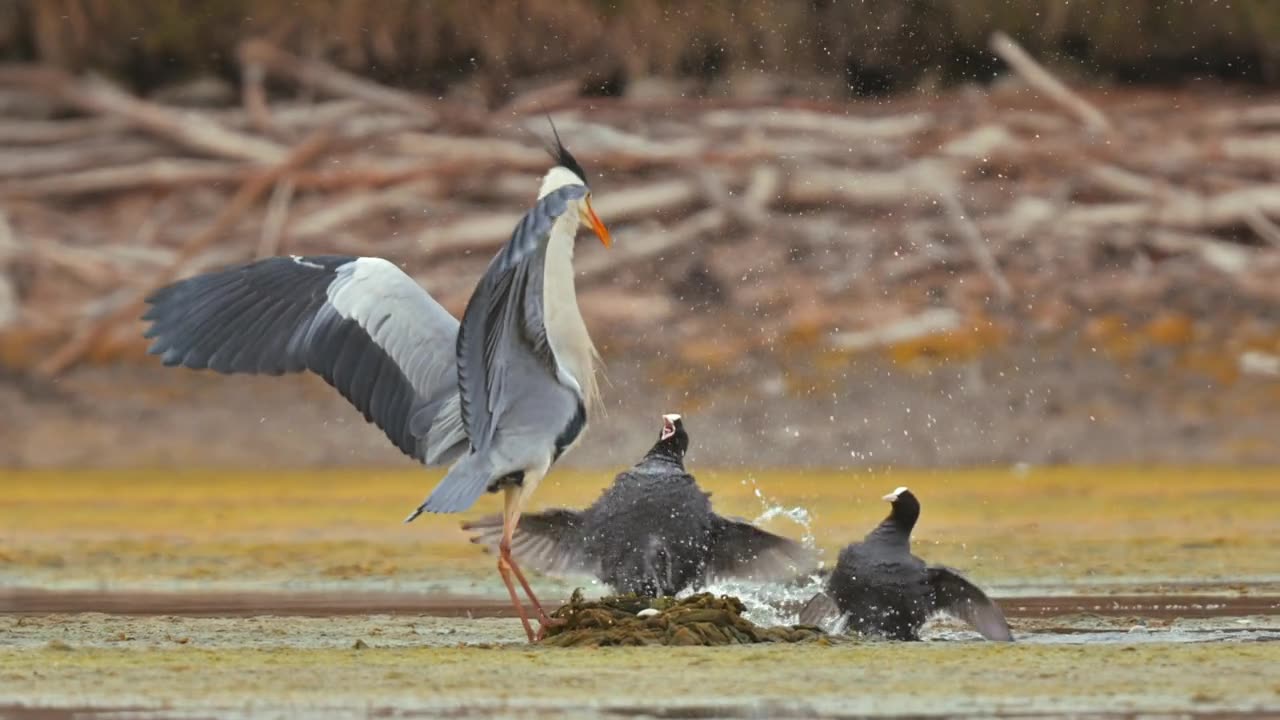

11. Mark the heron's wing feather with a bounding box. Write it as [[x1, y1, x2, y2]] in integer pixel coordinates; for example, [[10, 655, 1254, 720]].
[[142, 255, 466, 464], [461, 509, 592, 575], [455, 186, 585, 448], [927, 566, 1014, 641], [704, 515, 819, 583], [410, 394, 465, 465]]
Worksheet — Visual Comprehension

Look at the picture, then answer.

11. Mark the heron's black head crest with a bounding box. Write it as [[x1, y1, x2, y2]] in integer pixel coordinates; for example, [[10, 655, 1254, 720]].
[[545, 116, 589, 186]]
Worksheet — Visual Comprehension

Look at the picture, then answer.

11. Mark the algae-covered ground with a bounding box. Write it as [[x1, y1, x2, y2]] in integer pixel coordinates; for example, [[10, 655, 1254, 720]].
[[3, 466, 1278, 594], [2, 467, 1279, 717], [2, 628, 1278, 718]]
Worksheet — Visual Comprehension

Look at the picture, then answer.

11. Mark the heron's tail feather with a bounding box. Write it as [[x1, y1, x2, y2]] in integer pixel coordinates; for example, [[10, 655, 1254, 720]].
[[405, 453, 494, 521]]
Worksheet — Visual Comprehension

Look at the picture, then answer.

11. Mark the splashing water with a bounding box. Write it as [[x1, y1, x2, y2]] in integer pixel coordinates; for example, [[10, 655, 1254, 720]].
[[743, 475, 817, 551], [683, 475, 830, 628]]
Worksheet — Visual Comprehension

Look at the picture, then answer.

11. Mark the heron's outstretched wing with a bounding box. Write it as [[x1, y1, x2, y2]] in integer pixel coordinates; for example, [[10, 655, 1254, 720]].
[[704, 515, 819, 584], [462, 509, 593, 575], [142, 255, 466, 464], [455, 184, 587, 449], [926, 566, 1014, 641]]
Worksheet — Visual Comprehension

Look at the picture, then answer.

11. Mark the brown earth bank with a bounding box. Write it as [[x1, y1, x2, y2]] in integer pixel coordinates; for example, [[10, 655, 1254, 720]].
[[5, 335, 1280, 468]]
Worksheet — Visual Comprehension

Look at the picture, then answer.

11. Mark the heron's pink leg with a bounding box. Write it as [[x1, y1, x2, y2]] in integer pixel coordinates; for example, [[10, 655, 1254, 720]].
[[501, 486, 563, 641], [497, 486, 536, 642], [497, 560, 536, 643]]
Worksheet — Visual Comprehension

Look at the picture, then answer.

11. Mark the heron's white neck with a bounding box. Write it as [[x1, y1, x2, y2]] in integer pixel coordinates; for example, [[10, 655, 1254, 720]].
[[542, 208, 601, 412]]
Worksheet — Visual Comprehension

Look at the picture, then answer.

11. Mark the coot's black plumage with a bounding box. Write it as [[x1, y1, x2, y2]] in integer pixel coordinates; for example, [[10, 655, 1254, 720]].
[[464, 414, 816, 597], [799, 487, 1012, 641]]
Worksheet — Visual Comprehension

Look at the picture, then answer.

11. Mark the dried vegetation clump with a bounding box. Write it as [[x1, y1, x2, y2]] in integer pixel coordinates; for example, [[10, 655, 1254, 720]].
[[540, 590, 826, 647]]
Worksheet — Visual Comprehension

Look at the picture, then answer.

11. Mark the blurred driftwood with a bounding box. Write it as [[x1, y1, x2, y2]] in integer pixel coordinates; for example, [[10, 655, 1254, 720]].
[[238, 40, 442, 124], [990, 32, 1113, 135], [34, 127, 338, 378], [0, 36, 1278, 377]]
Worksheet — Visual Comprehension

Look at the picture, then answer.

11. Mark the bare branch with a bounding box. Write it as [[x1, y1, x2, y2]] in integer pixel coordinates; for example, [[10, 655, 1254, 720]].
[[990, 31, 1113, 134], [35, 127, 337, 378]]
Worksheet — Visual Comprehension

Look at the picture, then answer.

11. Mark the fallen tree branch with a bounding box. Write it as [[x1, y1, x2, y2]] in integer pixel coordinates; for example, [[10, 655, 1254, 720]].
[[0, 159, 248, 198], [783, 164, 938, 209], [0, 138, 162, 180], [415, 179, 701, 255], [701, 108, 933, 141], [256, 179, 296, 258], [917, 161, 1013, 304], [498, 78, 582, 116], [1243, 207, 1280, 248], [239, 40, 443, 125], [0, 116, 124, 144], [0, 69, 290, 163], [394, 133, 548, 167], [290, 181, 436, 240], [829, 308, 962, 352], [580, 209, 727, 281], [240, 59, 274, 135], [35, 127, 337, 378], [0, 57, 1277, 379], [990, 31, 1113, 134]]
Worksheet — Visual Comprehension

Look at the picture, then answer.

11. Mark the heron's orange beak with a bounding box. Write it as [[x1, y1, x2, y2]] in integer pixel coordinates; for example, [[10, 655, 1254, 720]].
[[585, 198, 611, 248]]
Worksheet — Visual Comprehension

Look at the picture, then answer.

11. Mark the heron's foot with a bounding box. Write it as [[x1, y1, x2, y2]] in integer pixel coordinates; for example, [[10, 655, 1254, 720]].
[[534, 616, 566, 642], [534, 606, 563, 629]]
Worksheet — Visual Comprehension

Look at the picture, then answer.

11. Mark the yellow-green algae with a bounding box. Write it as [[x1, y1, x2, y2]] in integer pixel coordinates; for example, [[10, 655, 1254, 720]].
[[2, 467, 1279, 715], [1, 637, 1276, 716], [2, 466, 1278, 589]]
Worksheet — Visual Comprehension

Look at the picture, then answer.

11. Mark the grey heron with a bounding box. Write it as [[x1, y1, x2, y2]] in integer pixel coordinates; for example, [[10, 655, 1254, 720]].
[[798, 487, 1013, 641], [142, 128, 611, 642], [463, 414, 817, 597]]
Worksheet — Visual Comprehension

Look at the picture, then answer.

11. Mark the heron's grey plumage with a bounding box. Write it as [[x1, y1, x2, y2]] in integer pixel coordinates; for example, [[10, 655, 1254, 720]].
[[411, 184, 592, 516], [142, 128, 608, 643], [143, 183, 598, 516], [143, 255, 467, 464]]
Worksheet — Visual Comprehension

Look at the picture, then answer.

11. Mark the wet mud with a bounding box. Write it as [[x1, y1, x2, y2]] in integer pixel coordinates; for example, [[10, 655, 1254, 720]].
[[4, 586, 1278, 620], [2, 467, 1279, 717], [1, 612, 1277, 719]]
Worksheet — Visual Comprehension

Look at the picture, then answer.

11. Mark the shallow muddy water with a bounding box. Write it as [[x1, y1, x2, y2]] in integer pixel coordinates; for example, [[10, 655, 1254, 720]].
[[2, 466, 1278, 717]]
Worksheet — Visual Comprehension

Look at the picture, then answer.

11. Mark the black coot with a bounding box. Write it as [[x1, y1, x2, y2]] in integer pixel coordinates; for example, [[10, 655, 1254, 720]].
[[464, 414, 816, 597], [799, 487, 1012, 641]]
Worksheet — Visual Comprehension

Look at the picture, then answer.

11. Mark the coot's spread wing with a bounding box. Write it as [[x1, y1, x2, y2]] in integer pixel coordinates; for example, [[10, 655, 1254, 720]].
[[462, 509, 593, 576], [704, 516, 818, 583], [926, 566, 1013, 641], [797, 591, 847, 633]]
